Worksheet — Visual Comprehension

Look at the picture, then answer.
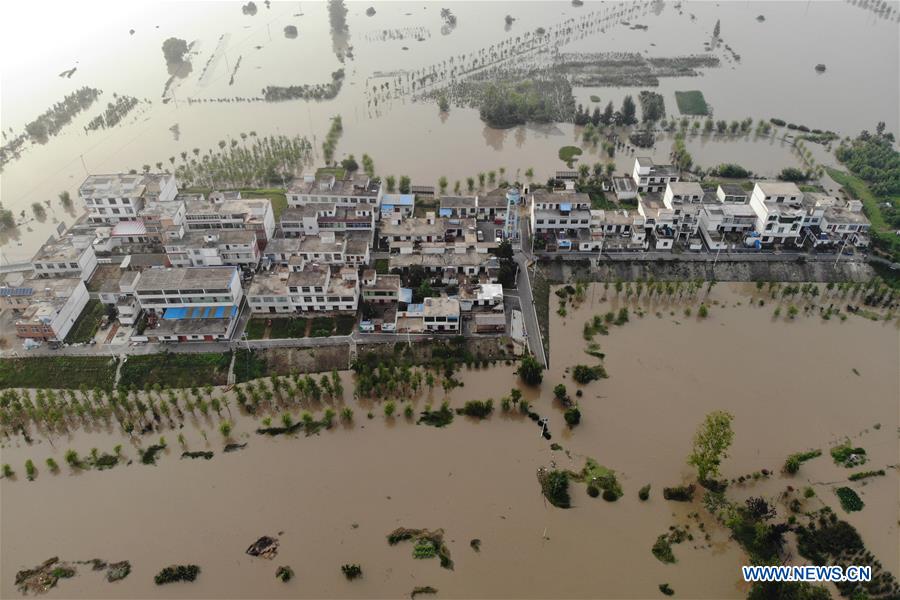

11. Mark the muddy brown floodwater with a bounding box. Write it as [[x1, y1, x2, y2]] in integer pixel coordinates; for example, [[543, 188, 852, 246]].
[[1, 284, 898, 598]]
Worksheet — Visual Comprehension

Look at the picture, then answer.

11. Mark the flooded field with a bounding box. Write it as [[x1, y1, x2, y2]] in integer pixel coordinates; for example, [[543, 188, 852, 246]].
[[2, 284, 897, 598], [3, 1, 899, 260]]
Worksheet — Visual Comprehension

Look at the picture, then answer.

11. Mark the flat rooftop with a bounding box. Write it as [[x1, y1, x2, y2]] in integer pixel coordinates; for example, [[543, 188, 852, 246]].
[[32, 234, 93, 262], [79, 173, 147, 198], [135, 267, 237, 291], [755, 181, 802, 197], [289, 172, 381, 197]]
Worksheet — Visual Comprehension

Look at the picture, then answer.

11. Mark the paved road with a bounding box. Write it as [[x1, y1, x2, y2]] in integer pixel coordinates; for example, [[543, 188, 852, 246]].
[[513, 253, 547, 368], [537, 250, 873, 263]]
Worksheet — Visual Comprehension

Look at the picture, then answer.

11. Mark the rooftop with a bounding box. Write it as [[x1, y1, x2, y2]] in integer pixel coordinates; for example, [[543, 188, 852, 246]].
[[287, 265, 330, 287], [135, 267, 237, 291], [423, 296, 460, 318], [79, 173, 147, 198], [439, 196, 478, 209], [667, 182, 704, 197], [382, 193, 415, 206], [32, 234, 94, 263], [289, 172, 381, 197], [247, 271, 290, 296], [718, 183, 748, 197], [755, 181, 803, 197]]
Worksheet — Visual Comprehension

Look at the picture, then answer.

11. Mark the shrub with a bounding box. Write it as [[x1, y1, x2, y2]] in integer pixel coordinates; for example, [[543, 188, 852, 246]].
[[834, 487, 864, 512], [276, 566, 293, 582], [457, 399, 493, 419], [539, 469, 571, 508], [698, 304, 709, 318], [25, 459, 36, 481], [639, 484, 651, 501], [848, 469, 885, 481], [517, 354, 543, 385], [602, 489, 618, 502], [652, 535, 676, 563], [659, 583, 675, 596], [154, 564, 200, 585], [572, 364, 606, 384], [586, 484, 600, 497], [663, 485, 695, 502], [830, 442, 866, 467], [341, 564, 362, 580], [564, 406, 581, 426], [783, 449, 822, 474]]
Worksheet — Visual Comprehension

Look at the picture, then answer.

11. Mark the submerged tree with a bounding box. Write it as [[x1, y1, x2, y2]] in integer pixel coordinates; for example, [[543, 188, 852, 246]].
[[687, 410, 734, 481]]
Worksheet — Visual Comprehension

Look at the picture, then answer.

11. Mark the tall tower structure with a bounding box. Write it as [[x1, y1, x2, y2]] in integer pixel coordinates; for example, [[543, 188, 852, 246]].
[[504, 186, 520, 242]]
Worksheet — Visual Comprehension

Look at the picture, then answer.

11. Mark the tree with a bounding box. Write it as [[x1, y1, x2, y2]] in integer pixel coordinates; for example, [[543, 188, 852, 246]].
[[517, 354, 543, 386], [564, 406, 581, 426], [162, 37, 189, 65], [385, 175, 396, 192], [399, 175, 411, 194], [553, 384, 568, 402], [495, 239, 514, 260], [438, 176, 448, 193], [58, 191, 72, 209], [621, 95, 637, 126], [219, 421, 233, 439], [438, 93, 450, 113], [713, 19, 721, 39], [600, 101, 614, 126], [341, 154, 358, 172], [687, 411, 734, 481], [777, 167, 806, 182]]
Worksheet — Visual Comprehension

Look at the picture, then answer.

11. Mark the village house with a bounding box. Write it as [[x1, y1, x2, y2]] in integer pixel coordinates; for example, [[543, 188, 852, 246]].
[[79, 173, 178, 225], [182, 194, 275, 242], [164, 229, 261, 269], [287, 171, 382, 210], [380, 193, 415, 219], [749, 182, 805, 246], [631, 157, 680, 193], [134, 266, 243, 342], [13, 278, 89, 341], [246, 263, 359, 314], [31, 234, 98, 282]]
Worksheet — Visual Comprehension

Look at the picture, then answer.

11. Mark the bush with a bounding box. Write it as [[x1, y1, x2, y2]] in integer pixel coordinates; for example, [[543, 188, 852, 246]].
[[572, 364, 606, 384], [341, 564, 362, 580], [154, 564, 200, 585], [848, 469, 885, 481], [711, 163, 750, 178], [539, 469, 571, 508], [778, 167, 807, 182], [663, 485, 695, 502], [276, 566, 294, 582], [639, 484, 651, 501], [659, 583, 674, 596], [457, 399, 493, 419], [564, 406, 581, 426], [834, 487, 864, 512], [652, 535, 676, 563], [602, 489, 618, 502], [517, 354, 543, 385], [586, 484, 600, 497]]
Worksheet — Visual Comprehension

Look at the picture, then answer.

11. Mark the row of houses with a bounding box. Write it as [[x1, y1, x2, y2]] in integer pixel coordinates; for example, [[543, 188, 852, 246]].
[[533, 158, 871, 253]]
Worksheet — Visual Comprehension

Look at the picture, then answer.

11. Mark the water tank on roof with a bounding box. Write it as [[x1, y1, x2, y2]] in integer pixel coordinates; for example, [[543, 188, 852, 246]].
[[506, 187, 520, 205]]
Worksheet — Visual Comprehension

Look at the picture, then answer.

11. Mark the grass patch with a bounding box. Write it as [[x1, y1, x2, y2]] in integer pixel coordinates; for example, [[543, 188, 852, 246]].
[[558, 145, 583, 167], [118, 352, 231, 389], [64, 299, 105, 344], [309, 316, 335, 337], [233, 348, 268, 383], [825, 167, 900, 261], [315, 166, 347, 179], [0, 356, 116, 390], [848, 469, 885, 481], [374, 258, 390, 274], [244, 318, 268, 340], [572, 458, 622, 500], [268, 318, 308, 339], [674, 90, 709, 115], [834, 487, 864, 512], [335, 314, 356, 335]]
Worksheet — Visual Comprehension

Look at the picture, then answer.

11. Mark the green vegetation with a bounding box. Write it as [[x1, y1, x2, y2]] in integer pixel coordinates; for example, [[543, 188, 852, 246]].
[[2, 464, 13, 478], [275, 566, 293, 582], [374, 258, 389, 274], [659, 583, 674, 596], [674, 90, 709, 115], [826, 166, 900, 261], [20, 87, 101, 144], [783, 449, 822, 474], [574, 458, 622, 500], [477, 79, 575, 128], [639, 484, 651, 501], [517, 354, 544, 385], [709, 163, 750, 178], [572, 364, 607, 384], [24, 459, 36, 481], [154, 564, 200, 585], [830, 441, 867, 468], [558, 145, 583, 168], [0, 356, 116, 389], [322, 115, 343, 163], [848, 469, 885, 481], [244, 318, 268, 340], [638, 90, 665, 122], [564, 406, 581, 426], [687, 410, 734, 481], [418, 402, 454, 428], [834, 487, 864, 512], [457, 399, 493, 419], [119, 352, 232, 389], [233, 349, 267, 383], [538, 469, 571, 508], [310, 316, 336, 337], [652, 528, 687, 564], [341, 564, 362, 580], [64, 300, 105, 344], [662, 485, 695, 502], [269, 318, 310, 339]]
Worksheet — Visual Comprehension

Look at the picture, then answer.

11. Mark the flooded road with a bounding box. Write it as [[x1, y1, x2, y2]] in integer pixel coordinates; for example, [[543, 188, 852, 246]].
[[2, 1, 899, 260], [2, 284, 897, 598]]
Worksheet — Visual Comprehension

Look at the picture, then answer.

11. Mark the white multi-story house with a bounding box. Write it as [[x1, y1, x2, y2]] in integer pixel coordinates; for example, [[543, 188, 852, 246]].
[[662, 182, 704, 245], [31, 234, 98, 282], [749, 182, 805, 245], [164, 230, 261, 269], [423, 297, 460, 333], [134, 266, 243, 341], [280, 204, 375, 237], [183, 195, 275, 242], [79, 173, 177, 225], [14, 278, 89, 341], [246, 264, 360, 314], [361, 272, 402, 304], [287, 171, 383, 210], [590, 210, 648, 251], [800, 193, 871, 248], [139, 199, 186, 244], [631, 157, 679, 193], [529, 190, 592, 250]]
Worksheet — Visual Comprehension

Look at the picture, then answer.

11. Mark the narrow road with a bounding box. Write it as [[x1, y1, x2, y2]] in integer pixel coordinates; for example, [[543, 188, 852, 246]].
[[514, 253, 547, 368]]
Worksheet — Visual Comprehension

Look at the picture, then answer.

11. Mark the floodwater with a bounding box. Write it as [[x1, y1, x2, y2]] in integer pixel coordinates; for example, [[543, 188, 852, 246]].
[[2, 1, 899, 260], [1, 284, 897, 598]]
